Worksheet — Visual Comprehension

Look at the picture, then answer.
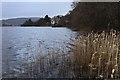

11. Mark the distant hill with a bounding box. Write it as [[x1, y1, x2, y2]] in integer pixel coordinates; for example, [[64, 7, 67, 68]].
[[1, 17, 40, 26]]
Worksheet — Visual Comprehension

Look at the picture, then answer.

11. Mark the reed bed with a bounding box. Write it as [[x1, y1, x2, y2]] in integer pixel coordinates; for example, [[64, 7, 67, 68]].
[[72, 30, 120, 79], [10, 30, 120, 79], [21, 49, 75, 78]]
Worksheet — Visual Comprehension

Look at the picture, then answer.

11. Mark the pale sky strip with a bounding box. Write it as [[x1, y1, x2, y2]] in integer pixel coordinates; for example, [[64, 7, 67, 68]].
[[1, 0, 120, 2]]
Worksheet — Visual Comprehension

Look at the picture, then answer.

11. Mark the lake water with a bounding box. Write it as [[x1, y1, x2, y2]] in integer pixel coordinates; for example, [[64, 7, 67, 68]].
[[2, 26, 77, 78]]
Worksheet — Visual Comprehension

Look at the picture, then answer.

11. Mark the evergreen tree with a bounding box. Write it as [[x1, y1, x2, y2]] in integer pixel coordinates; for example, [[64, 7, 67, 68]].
[[21, 19, 33, 26]]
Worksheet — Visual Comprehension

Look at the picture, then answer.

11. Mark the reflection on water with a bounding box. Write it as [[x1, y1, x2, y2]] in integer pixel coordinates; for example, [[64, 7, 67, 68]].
[[2, 26, 76, 78]]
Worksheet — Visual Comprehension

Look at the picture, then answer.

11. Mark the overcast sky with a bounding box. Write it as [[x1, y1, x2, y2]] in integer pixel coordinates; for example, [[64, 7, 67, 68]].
[[1, 0, 119, 19], [2, 2, 72, 19]]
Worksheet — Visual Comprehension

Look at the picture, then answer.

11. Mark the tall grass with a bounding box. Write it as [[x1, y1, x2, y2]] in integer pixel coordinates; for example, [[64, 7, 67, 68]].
[[72, 30, 120, 78], [21, 49, 75, 78], [7, 30, 120, 79]]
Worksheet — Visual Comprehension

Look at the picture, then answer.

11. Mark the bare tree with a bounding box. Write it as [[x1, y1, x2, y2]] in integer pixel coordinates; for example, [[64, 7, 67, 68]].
[[71, 0, 80, 9]]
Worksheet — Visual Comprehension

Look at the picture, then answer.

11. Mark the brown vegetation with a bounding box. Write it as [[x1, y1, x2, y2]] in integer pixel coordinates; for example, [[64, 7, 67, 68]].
[[72, 30, 120, 78], [59, 2, 120, 31], [20, 30, 120, 79]]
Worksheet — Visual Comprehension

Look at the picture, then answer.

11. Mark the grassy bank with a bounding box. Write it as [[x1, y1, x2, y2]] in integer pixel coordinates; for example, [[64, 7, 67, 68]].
[[18, 30, 120, 79]]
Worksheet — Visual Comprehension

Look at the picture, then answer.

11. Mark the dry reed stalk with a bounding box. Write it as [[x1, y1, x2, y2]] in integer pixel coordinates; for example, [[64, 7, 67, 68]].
[[72, 30, 120, 78], [21, 30, 120, 79]]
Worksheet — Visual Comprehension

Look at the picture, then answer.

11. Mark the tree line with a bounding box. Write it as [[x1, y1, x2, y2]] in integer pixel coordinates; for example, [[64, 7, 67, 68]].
[[21, 2, 120, 31], [21, 15, 51, 26], [60, 2, 120, 31]]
